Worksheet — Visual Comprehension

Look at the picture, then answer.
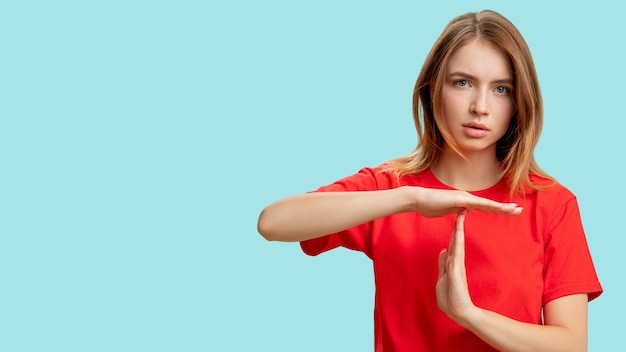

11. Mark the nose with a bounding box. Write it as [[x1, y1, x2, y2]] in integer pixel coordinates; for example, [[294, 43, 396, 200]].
[[470, 89, 489, 116]]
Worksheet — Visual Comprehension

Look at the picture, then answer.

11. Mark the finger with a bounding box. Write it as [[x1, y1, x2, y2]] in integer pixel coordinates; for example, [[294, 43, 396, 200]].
[[453, 210, 466, 261], [496, 203, 523, 215], [448, 210, 466, 259], [448, 220, 456, 254], [464, 194, 523, 215], [437, 249, 448, 280]]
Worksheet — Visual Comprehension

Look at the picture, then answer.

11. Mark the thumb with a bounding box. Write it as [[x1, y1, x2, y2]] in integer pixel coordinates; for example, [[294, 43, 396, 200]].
[[437, 249, 448, 279]]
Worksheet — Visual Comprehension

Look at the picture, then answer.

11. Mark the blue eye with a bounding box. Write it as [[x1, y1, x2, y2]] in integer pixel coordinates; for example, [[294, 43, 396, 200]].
[[455, 80, 468, 87], [495, 86, 511, 94]]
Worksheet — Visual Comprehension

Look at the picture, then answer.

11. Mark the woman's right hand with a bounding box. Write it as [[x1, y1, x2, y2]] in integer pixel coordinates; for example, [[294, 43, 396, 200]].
[[409, 186, 523, 218], [258, 186, 522, 242]]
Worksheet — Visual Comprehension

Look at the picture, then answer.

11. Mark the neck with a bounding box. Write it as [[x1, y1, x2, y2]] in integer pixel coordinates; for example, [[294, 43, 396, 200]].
[[431, 147, 502, 191]]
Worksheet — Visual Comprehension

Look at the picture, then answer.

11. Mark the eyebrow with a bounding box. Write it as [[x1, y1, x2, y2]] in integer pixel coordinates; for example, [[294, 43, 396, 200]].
[[448, 71, 513, 85]]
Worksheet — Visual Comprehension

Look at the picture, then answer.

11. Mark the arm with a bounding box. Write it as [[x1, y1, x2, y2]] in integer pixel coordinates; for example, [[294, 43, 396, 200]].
[[467, 295, 588, 352], [258, 186, 522, 242], [258, 188, 412, 242], [437, 211, 588, 352]]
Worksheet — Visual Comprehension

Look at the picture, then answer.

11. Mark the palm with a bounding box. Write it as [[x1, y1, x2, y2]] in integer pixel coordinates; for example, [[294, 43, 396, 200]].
[[436, 210, 476, 325]]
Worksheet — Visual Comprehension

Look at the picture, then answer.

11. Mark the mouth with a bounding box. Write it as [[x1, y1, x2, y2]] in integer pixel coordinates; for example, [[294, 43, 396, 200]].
[[462, 122, 489, 131], [462, 122, 490, 138]]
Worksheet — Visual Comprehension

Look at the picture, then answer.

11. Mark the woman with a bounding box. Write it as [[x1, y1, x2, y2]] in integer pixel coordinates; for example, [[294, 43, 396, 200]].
[[257, 10, 602, 351]]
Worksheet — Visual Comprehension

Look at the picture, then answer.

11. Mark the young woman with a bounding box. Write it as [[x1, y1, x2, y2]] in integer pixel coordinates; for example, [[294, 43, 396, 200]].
[[257, 10, 602, 352]]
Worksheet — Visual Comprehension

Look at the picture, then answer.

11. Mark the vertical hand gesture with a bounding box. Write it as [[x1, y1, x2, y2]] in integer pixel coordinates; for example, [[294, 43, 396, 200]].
[[436, 210, 479, 327]]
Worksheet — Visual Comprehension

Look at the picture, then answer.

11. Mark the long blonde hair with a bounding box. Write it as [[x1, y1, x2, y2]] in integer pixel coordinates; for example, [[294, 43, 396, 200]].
[[385, 10, 553, 196]]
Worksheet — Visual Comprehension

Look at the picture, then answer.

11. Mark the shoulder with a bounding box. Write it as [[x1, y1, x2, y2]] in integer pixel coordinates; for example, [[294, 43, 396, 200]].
[[528, 174, 577, 203], [314, 166, 431, 192], [526, 174, 581, 227]]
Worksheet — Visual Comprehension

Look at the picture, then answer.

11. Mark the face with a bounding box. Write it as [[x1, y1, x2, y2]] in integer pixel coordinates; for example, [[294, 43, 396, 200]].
[[440, 39, 515, 157]]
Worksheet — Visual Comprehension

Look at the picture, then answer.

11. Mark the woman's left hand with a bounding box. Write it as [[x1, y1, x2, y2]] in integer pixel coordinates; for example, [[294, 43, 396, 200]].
[[436, 209, 479, 327]]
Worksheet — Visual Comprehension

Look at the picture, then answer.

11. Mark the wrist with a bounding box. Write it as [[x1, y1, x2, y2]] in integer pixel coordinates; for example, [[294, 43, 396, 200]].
[[457, 305, 485, 330], [397, 186, 421, 213]]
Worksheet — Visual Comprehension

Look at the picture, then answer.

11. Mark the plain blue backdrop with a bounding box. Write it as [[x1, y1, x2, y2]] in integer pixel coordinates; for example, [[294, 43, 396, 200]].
[[1, 1, 623, 351]]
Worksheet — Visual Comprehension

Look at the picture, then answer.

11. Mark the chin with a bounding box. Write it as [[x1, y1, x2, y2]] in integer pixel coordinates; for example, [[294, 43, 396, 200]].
[[456, 142, 495, 155]]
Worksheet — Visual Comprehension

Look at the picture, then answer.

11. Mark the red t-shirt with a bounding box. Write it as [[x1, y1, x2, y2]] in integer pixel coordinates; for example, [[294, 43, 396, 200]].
[[300, 167, 602, 352]]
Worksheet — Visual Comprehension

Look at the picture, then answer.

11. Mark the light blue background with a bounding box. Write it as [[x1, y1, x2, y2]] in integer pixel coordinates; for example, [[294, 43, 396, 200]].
[[1, 1, 623, 351]]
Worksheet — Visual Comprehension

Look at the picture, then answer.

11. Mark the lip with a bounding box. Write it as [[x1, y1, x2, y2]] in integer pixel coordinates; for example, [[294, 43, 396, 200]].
[[462, 122, 490, 131], [462, 122, 489, 138]]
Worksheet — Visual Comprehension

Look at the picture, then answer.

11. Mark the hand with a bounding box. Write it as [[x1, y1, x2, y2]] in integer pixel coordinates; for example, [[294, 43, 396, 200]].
[[436, 210, 479, 327], [410, 186, 522, 218]]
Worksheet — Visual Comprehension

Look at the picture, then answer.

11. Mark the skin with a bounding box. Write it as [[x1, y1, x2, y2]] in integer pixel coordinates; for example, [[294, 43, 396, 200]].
[[258, 38, 589, 351], [433, 38, 515, 191], [258, 188, 521, 242]]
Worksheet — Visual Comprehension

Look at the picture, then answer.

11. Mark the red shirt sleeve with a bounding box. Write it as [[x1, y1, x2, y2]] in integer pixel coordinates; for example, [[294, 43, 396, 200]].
[[542, 195, 603, 303], [300, 167, 383, 259]]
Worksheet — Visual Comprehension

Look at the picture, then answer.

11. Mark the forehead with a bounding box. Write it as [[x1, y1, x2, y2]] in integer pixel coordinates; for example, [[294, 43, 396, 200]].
[[446, 39, 512, 79]]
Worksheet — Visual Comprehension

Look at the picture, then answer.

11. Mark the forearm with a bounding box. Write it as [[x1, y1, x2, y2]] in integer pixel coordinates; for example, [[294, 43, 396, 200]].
[[462, 304, 587, 352], [258, 187, 413, 242]]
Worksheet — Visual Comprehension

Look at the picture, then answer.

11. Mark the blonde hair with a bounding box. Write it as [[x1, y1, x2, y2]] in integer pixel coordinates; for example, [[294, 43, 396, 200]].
[[385, 10, 553, 196]]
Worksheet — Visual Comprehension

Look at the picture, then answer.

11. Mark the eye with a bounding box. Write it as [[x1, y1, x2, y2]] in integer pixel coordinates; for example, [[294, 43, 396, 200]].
[[454, 79, 469, 87], [495, 86, 511, 95]]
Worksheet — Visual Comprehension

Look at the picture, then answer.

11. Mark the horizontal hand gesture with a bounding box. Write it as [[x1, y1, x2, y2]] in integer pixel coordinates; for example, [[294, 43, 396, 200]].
[[410, 187, 522, 218]]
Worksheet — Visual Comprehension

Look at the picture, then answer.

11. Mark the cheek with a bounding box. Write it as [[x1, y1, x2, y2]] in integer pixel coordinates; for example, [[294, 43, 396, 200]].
[[497, 113, 515, 138], [495, 100, 515, 122], [441, 90, 463, 116], [489, 99, 515, 138]]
